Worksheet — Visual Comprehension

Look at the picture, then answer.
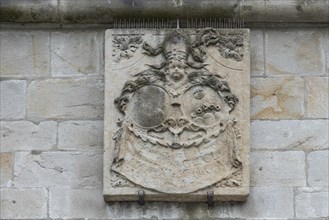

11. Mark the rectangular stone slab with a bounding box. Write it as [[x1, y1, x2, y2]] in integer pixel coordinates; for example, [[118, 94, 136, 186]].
[[104, 28, 250, 202]]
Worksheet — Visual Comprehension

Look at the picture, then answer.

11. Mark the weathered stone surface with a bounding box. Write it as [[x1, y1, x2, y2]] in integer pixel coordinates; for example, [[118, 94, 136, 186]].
[[14, 151, 102, 188], [0, 152, 12, 187], [306, 77, 329, 118], [27, 78, 104, 120], [265, 30, 325, 76], [308, 150, 329, 186], [0, 80, 26, 120], [0, 31, 50, 78], [1, 0, 328, 23], [250, 30, 264, 76], [326, 28, 329, 75], [0, 188, 47, 219], [250, 151, 306, 187], [295, 187, 329, 218], [51, 31, 103, 76], [104, 29, 250, 201], [0, 121, 57, 152], [58, 0, 115, 24], [58, 120, 103, 150], [251, 120, 329, 150], [107, 188, 294, 219], [241, 0, 329, 24], [213, 187, 294, 218], [49, 188, 107, 219], [107, 202, 183, 220], [0, 0, 59, 23], [251, 77, 304, 119]]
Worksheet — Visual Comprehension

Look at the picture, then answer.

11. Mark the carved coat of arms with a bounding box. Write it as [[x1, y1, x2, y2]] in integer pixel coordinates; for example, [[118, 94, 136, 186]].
[[104, 28, 250, 202]]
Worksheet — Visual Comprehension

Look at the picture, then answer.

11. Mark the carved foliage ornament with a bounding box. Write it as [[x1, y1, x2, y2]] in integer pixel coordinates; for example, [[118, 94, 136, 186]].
[[104, 28, 250, 201], [112, 35, 143, 62]]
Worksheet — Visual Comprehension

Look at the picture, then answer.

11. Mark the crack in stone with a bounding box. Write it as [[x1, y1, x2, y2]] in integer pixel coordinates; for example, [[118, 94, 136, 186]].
[[33, 160, 64, 174], [51, 50, 89, 75]]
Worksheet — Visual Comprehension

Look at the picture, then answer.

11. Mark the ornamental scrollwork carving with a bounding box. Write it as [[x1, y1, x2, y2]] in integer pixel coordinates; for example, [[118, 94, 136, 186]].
[[110, 29, 244, 194], [192, 28, 244, 61]]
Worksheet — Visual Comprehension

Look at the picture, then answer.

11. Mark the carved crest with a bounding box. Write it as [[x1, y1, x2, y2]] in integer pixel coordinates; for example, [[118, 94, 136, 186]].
[[104, 28, 250, 201]]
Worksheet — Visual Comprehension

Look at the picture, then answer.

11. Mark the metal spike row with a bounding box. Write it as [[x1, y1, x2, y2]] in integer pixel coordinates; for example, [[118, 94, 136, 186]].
[[112, 18, 244, 29]]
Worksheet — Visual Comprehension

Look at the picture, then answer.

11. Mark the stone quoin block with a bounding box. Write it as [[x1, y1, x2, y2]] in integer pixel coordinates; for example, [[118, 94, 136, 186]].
[[0, 80, 26, 120], [0, 31, 50, 78]]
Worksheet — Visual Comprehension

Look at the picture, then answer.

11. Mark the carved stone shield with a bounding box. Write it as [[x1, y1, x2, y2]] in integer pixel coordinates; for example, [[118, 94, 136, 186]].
[[104, 29, 250, 202]]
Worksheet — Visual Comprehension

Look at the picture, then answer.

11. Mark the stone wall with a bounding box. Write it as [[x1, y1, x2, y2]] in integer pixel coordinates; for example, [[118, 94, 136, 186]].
[[1, 0, 329, 24], [0, 25, 328, 220]]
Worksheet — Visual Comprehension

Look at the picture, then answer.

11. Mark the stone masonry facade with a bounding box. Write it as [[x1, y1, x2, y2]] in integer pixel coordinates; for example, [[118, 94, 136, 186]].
[[0, 27, 328, 219]]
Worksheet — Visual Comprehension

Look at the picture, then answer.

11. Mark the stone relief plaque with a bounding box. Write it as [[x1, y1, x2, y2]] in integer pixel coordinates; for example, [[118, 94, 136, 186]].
[[104, 28, 250, 202]]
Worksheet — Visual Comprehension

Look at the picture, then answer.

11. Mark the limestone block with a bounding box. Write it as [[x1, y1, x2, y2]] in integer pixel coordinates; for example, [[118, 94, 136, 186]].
[[327, 28, 329, 75], [250, 30, 264, 76], [0, 188, 47, 219], [51, 31, 103, 76], [308, 150, 329, 186], [213, 187, 294, 218], [250, 151, 306, 187], [44, 188, 293, 219], [0, 121, 57, 152], [0, 31, 50, 78], [295, 187, 329, 218], [306, 77, 329, 118], [265, 30, 325, 76], [14, 151, 102, 188], [251, 77, 304, 119], [49, 188, 108, 219], [58, 120, 103, 150], [0, 152, 12, 187], [107, 188, 293, 219], [104, 29, 250, 202], [0, 80, 26, 120], [107, 202, 184, 220], [251, 120, 328, 150], [27, 78, 104, 120]]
